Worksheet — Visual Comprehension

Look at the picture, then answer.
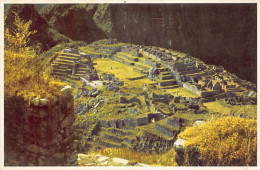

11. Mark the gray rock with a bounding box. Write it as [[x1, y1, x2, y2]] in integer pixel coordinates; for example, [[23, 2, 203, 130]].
[[174, 138, 186, 152], [98, 156, 110, 162], [82, 89, 89, 96], [135, 163, 149, 166], [128, 108, 138, 114], [39, 98, 47, 106], [112, 158, 129, 165], [91, 90, 100, 97], [76, 103, 88, 115], [31, 97, 39, 106], [61, 85, 72, 97], [119, 97, 128, 103], [193, 120, 205, 127], [136, 116, 149, 126], [74, 92, 81, 99]]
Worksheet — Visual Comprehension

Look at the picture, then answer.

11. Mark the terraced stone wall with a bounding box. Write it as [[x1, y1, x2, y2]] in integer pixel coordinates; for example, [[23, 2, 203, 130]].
[[4, 86, 78, 166]]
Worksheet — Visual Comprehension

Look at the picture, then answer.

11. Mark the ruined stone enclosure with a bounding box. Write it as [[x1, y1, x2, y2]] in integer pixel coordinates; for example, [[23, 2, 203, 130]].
[[4, 86, 78, 166]]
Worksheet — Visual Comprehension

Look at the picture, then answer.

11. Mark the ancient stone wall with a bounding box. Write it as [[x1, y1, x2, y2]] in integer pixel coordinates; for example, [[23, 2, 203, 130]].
[[4, 86, 78, 166]]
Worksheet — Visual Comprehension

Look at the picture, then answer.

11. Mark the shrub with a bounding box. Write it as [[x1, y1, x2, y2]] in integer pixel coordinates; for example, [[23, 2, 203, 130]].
[[4, 10, 66, 101], [178, 117, 257, 166], [4, 11, 36, 53]]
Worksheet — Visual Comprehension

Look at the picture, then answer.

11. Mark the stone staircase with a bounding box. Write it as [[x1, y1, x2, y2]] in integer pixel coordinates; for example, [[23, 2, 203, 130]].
[[156, 70, 178, 89], [51, 52, 91, 85], [110, 51, 152, 75], [95, 127, 135, 148]]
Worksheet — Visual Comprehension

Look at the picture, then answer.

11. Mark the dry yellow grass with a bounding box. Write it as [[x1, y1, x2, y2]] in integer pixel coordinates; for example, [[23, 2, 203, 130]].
[[89, 147, 177, 166], [4, 14, 66, 100], [179, 117, 257, 166]]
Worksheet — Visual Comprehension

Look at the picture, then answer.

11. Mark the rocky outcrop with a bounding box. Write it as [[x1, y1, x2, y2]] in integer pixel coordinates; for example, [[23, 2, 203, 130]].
[[4, 86, 78, 166], [40, 4, 107, 43]]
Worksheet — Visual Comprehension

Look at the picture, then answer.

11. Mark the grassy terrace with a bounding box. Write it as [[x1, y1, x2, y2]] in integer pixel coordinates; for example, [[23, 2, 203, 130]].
[[93, 58, 154, 88], [165, 87, 199, 98], [113, 54, 135, 64], [79, 46, 105, 56], [100, 43, 128, 48], [231, 105, 257, 119], [204, 101, 231, 115], [61, 52, 80, 57], [117, 52, 138, 60], [135, 62, 152, 70]]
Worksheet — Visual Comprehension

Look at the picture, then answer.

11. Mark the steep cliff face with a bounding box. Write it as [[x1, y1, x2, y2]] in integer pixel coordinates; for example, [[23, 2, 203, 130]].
[[40, 4, 107, 43], [93, 4, 256, 83]]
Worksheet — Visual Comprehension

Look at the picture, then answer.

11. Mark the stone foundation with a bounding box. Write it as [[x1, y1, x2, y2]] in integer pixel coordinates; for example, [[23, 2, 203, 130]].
[[4, 86, 78, 166]]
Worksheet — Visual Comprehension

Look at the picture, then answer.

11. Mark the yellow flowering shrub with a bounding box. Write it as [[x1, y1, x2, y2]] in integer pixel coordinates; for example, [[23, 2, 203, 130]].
[[178, 117, 257, 166]]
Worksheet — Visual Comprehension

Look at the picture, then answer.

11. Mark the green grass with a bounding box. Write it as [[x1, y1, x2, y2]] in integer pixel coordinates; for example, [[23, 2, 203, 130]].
[[204, 101, 231, 115], [100, 43, 127, 48], [93, 58, 154, 88], [117, 52, 138, 60], [166, 87, 199, 98], [231, 105, 257, 119], [79, 46, 105, 55], [174, 112, 218, 121]]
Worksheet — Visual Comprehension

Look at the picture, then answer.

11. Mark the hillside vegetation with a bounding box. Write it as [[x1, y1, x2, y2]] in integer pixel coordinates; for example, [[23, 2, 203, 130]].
[[179, 117, 257, 166], [4, 11, 65, 100]]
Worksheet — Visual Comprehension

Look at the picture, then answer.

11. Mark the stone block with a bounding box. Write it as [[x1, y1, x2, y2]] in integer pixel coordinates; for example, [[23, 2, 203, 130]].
[[123, 118, 136, 127], [99, 120, 110, 128], [119, 96, 128, 103], [136, 116, 149, 126], [166, 117, 181, 128], [61, 114, 75, 129], [61, 85, 73, 98], [155, 124, 176, 137], [174, 138, 186, 152], [112, 158, 129, 165], [193, 120, 205, 127], [109, 120, 117, 128]]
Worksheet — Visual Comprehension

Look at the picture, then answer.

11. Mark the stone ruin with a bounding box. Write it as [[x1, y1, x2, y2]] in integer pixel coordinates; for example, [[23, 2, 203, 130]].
[[102, 74, 124, 92], [4, 86, 78, 166]]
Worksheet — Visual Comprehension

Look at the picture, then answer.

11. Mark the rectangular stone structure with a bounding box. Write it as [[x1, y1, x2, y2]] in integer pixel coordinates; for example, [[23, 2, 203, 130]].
[[166, 117, 181, 128], [99, 120, 110, 128], [155, 124, 176, 137], [136, 116, 149, 126], [123, 117, 137, 127]]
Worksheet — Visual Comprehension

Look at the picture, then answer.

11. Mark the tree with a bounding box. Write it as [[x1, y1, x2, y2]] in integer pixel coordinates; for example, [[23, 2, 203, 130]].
[[4, 11, 36, 53]]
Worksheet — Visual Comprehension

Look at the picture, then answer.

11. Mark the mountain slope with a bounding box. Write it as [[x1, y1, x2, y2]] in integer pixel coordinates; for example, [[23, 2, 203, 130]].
[[4, 4, 72, 51], [40, 4, 107, 42], [90, 4, 256, 84]]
